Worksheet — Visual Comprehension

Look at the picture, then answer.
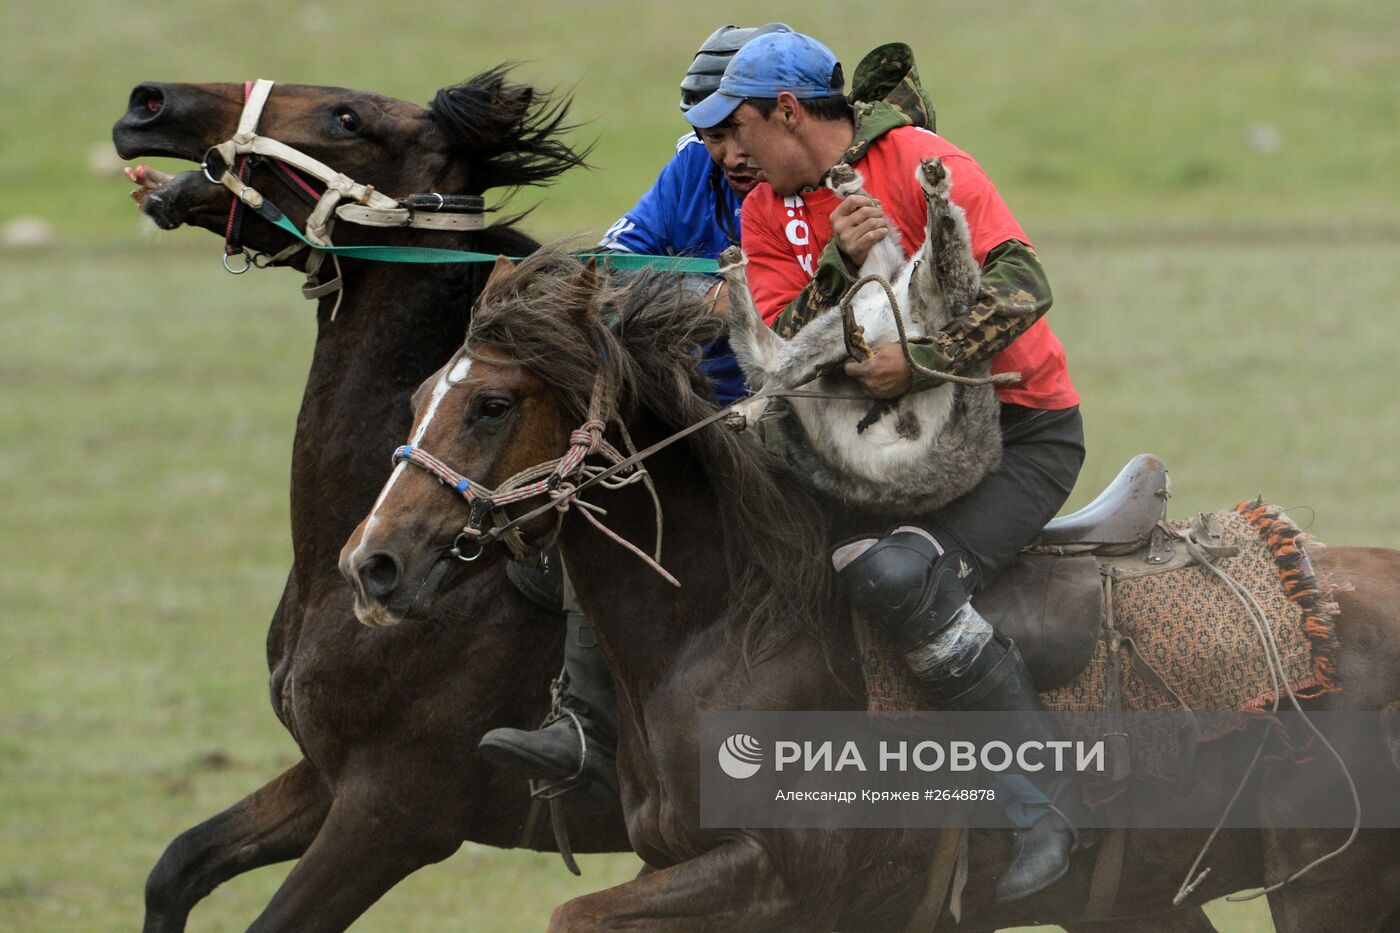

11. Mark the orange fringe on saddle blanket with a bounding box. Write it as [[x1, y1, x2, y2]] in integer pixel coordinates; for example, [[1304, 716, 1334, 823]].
[[854, 499, 1342, 773]]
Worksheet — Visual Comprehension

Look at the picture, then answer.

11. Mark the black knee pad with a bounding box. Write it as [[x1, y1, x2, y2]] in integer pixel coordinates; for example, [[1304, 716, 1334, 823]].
[[837, 530, 982, 652]]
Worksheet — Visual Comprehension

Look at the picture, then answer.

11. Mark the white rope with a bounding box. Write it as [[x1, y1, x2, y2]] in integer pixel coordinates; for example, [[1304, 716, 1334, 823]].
[[1170, 529, 1359, 906]]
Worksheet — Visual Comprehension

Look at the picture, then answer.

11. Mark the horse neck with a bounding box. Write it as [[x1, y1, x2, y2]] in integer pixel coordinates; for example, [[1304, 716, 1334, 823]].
[[559, 422, 732, 695], [287, 228, 533, 593], [559, 409, 861, 723]]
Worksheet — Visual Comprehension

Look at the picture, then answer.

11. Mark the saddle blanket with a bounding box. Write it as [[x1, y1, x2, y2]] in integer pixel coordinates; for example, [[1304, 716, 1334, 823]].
[[854, 500, 1342, 780]]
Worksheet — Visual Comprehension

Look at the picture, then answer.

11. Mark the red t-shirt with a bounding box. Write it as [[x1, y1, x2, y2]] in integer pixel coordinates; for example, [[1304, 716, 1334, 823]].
[[740, 126, 1078, 410]]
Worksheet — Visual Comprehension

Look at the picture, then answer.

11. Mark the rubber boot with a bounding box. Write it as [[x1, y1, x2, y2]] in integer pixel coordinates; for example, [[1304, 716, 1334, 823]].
[[934, 638, 1077, 904], [477, 611, 619, 799]]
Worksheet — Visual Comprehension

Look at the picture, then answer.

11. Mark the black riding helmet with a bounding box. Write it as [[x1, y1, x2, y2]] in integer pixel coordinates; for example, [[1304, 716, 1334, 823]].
[[679, 22, 793, 112]]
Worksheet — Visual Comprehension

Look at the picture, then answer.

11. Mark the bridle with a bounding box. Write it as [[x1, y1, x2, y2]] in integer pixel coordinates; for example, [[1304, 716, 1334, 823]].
[[391, 363, 680, 586], [200, 79, 486, 312], [193, 79, 725, 294], [389, 372, 908, 586]]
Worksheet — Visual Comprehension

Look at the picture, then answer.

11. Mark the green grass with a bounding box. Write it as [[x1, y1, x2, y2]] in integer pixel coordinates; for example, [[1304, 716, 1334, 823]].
[[3, 0, 1398, 929]]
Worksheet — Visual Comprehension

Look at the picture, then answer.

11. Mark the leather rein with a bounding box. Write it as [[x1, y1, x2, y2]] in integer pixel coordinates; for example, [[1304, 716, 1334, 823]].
[[390, 358, 879, 585]]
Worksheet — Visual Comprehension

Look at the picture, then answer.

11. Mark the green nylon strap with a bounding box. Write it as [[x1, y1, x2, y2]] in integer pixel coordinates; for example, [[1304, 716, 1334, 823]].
[[262, 207, 720, 274]]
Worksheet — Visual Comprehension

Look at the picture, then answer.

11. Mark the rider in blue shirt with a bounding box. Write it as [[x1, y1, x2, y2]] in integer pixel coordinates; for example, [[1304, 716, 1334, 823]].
[[597, 132, 744, 262], [477, 23, 790, 800], [595, 23, 791, 405]]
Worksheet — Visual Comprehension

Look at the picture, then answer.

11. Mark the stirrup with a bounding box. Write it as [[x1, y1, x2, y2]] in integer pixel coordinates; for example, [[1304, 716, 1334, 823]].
[[525, 704, 593, 879], [527, 707, 592, 801]]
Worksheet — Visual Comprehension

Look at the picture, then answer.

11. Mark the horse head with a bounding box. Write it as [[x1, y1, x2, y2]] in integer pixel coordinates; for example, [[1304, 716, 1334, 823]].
[[340, 250, 609, 626], [112, 68, 584, 268]]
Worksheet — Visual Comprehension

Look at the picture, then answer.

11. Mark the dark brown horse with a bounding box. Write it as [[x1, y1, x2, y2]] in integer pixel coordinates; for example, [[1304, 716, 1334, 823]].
[[343, 249, 1400, 932], [112, 73, 634, 931]]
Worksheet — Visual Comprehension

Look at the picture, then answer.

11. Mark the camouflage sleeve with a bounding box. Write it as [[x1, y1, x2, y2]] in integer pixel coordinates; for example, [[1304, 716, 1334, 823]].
[[907, 239, 1053, 393], [770, 238, 859, 339]]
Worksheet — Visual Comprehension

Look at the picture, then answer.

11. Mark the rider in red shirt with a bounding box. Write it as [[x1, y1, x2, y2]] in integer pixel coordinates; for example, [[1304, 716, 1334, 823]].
[[739, 125, 1078, 410], [686, 30, 1085, 903]]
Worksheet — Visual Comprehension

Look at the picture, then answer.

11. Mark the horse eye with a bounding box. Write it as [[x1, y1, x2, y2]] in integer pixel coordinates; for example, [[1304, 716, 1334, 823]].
[[334, 108, 360, 133], [478, 399, 511, 420]]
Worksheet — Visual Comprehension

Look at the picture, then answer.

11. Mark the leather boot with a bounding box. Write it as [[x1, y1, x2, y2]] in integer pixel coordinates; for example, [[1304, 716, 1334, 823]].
[[935, 637, 1077, 904], [477, 611, 619, 799], [837, 532, 1078, 903], [996, 806, 1075, 903]]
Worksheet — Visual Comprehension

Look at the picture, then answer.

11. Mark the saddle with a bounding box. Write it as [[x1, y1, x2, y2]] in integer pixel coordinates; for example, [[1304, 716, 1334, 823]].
[[976, 453, 1171, 689]]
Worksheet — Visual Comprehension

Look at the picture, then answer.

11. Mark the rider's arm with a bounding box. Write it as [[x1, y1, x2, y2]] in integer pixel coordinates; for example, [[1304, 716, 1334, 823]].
[[906, 239, 1052, 392], [770, 239, 855, 339]]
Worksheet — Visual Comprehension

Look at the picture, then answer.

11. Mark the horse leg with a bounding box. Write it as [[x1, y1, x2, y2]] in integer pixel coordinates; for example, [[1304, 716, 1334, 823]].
[[549, 838, 833, 932], [1063, 906, 1218, 933], [244, 767, 469, 933], [143, 757, 330, 933]]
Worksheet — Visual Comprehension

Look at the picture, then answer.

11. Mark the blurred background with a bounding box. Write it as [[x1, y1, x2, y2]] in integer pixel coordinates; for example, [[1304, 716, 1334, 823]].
[[1, 0, 1396, 929]]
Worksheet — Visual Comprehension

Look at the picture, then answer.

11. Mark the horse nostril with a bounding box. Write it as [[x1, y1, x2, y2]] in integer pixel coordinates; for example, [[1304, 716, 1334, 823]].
[[128, 85, 166, 122], [359, 552, 403, 600]]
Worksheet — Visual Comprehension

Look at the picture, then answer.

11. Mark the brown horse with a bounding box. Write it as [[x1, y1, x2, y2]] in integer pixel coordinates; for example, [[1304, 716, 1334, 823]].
[[112, 73, 634, 931], [343, 248, 1400, 932]]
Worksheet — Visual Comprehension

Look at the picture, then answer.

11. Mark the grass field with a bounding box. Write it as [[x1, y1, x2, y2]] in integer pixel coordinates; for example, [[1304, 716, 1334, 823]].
[[2, 1, 1398, 930]]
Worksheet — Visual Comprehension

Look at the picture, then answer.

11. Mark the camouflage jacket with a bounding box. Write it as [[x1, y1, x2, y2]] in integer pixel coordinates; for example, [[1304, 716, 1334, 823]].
[[771, 43, 1052, 393]]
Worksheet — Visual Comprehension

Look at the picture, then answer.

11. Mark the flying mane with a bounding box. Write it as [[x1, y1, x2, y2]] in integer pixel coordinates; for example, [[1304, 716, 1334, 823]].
[[428, 66, 591, 193], [465, 246, 837, 665], [425, 67, 592, 293]]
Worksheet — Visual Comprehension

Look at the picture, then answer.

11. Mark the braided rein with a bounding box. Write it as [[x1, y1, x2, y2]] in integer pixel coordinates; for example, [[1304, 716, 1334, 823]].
[[389, 376, 677, 586]]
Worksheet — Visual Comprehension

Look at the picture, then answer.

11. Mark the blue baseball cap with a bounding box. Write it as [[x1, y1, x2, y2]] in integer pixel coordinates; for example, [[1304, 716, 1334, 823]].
[[683, 31, 844, 129]]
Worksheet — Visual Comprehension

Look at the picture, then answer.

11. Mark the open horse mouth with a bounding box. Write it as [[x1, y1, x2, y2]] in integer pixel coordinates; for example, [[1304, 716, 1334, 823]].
[[114, 83, 237, 232], [122, 164, 229, 231]]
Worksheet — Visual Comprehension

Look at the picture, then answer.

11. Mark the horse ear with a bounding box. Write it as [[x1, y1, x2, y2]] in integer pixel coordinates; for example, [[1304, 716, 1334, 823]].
[[481, 255, 516, 299], [567, 257, 601, 328]]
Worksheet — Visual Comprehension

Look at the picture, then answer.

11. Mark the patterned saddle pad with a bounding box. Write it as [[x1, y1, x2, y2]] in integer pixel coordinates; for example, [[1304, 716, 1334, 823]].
[[854, 500, 1341, 780]]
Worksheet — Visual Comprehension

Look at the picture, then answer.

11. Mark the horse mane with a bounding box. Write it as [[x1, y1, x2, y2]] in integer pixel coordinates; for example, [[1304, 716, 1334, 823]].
[[428, 65, 590, 192], [466, 245, 837, 667]]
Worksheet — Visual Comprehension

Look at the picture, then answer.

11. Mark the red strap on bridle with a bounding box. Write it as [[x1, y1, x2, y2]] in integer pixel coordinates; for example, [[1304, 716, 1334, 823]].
[[222, 82, 255, 255]]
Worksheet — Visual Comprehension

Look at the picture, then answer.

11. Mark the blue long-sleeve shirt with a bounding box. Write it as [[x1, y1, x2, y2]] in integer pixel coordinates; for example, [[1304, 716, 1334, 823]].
[[599, 134, 748, 404]]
